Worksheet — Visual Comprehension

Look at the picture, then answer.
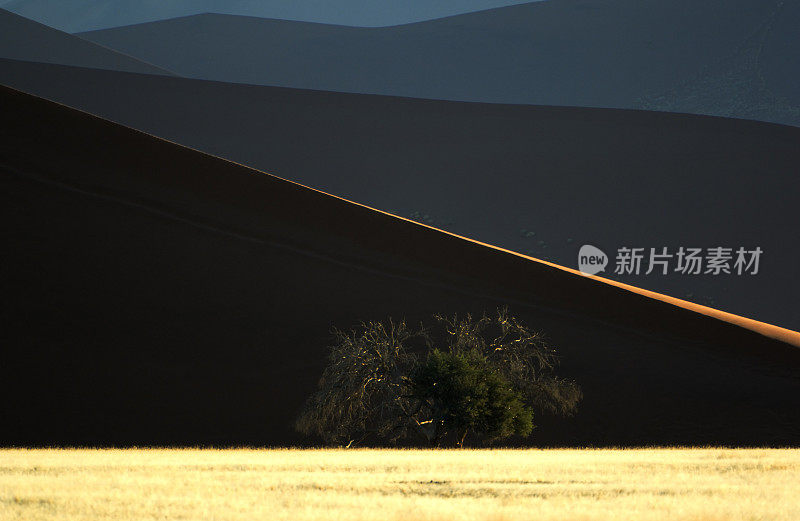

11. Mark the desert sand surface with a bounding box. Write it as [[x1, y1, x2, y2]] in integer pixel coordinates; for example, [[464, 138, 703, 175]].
[[76, 0, 800, 126], [1, 58, 798, 330], [2, 85, 799, 447], [0, 8, 172, 75]]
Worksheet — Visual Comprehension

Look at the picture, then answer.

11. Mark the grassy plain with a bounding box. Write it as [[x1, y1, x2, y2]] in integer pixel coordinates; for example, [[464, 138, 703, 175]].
[[1, 448, 798, 521]]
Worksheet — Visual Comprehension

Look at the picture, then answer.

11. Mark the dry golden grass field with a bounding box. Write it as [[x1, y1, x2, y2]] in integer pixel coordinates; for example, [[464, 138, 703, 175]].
[[1, 448, 799, 521]]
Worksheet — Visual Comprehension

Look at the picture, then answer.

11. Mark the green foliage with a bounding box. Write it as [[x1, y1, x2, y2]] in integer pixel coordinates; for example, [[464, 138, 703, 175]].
[[296, 308, 581, 447], [414, 349, 533, 447], [435, 308, 583, 418]]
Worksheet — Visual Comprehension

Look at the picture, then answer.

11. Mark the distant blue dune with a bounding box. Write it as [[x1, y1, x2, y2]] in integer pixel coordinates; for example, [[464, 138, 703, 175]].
[[0, 0, 543, 32], [76, 0, 800, 128]]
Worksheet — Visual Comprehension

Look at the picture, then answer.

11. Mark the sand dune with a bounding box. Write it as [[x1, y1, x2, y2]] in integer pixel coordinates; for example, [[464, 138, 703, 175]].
[[0, 8, 173, 75], [761, 0, 800, 108], [77, 0, 800, 126], [1, 84, 798, 447], [0, 0, 539, 32], [1, 58, 798, 330]]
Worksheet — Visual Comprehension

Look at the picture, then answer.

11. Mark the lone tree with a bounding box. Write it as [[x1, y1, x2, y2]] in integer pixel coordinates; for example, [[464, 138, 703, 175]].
[[296, 308, 581, 447]]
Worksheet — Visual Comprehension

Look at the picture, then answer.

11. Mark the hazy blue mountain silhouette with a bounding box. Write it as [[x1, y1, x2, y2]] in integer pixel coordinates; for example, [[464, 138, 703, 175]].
[[2, 58, 798, 330], [0, 8, 173, 74], [78, 0, 800, 126], [0, 0, 539, 32]]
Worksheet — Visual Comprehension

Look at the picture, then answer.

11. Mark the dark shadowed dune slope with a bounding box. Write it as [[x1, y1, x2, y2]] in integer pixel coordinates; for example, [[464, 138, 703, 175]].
[[1, 85, 799, 447], [78, 0, 800, 126], [0, 8, 173, 75], [2, 59, 799, 330]]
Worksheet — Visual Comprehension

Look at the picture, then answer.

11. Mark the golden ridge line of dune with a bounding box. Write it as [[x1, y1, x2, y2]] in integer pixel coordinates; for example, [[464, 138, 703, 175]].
[[7, 83, 798, 350], [119, 126, 800, 350], [193, 139, 800, 349], [530, 258, 800, 349], [363, 210, 800, 349]]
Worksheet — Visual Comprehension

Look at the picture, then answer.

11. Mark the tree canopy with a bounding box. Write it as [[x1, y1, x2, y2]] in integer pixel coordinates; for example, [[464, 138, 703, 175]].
[[296, 308, 581, 447]]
